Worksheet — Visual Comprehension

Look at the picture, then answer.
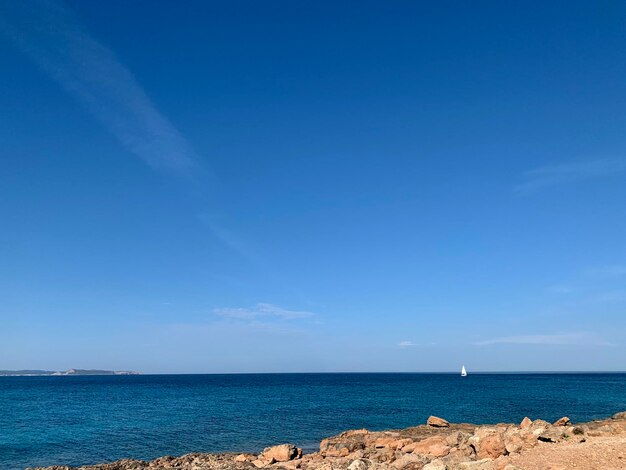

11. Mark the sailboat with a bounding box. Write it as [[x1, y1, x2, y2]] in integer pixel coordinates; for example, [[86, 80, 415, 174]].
[[461, 365, 467, 377]]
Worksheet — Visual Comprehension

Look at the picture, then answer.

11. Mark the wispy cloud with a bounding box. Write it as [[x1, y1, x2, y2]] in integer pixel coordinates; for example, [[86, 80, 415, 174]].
[[213, 303, 315, 321], [0, 0, 198, 175], [516, 159, 626, 193], [474, 333, 613, 347], [398, 341, 415, 348], [585, 265, 626, 277]]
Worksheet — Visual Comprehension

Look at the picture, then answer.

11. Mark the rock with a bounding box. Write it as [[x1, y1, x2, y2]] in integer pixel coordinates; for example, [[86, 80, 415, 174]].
[[503, 431, 524, 454], [235, 453, 256, 462], [537, 427, 564, 443], [259, 444, 302, 463], [445, 431, 471, 447], [29, 411, 626, 470], [612, 411, 626, 420], [316, 464, 334, 470], [469, 428, 506, 460], [346, 450, 365, 460], [391, 453, 429, 470], [373, 437, 412, 449], [151, 456, 175, 466], [479, 434, 506, 459], [422, 459, 447, 470], [347, 458, 372, 470], [528, 419, 551, 437], [552, 416, 571, 426], [394, 438, 414, 449], [373, 437, 395, 448], [320, 435, 365, 457], [457, 459, 496, 470], [319, 438, 332, 452], [403, 436, 450, 457], [493, 455, 512, 470], [427, 416, 450, 428], [530, 419, 551, 429]]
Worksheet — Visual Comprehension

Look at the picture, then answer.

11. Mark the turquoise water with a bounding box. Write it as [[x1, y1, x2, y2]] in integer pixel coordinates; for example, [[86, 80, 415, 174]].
[[1, 373, 625, 469]]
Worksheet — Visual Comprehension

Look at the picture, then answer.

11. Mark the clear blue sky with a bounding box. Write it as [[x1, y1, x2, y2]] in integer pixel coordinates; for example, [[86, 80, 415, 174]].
[[1, 0, 625, 373]]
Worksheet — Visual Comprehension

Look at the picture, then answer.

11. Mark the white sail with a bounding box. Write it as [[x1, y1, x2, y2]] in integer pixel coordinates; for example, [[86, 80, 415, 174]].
[[461, 365, 467, 376]]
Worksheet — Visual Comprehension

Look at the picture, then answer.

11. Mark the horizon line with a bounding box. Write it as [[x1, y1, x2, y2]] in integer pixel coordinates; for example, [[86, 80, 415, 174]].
[[3, 370, 626, 376]]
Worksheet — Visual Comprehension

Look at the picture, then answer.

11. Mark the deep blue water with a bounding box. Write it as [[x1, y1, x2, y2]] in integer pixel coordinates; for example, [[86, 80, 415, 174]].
[[1, 373, 625, 469]]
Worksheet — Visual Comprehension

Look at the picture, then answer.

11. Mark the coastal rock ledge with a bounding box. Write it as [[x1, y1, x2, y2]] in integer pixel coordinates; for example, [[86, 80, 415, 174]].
[[29, 412, 626, 470]]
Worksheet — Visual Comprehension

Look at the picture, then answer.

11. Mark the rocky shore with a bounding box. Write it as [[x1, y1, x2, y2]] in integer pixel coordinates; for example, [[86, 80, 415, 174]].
[[30, 412, 626, 470]]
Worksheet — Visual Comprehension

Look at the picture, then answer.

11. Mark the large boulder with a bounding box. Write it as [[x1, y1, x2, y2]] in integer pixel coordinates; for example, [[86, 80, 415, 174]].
[[469, 428, 506, 460], [427, 416, 450, 428], [479, 434, 506, 459], [258, 444, 302, 463]]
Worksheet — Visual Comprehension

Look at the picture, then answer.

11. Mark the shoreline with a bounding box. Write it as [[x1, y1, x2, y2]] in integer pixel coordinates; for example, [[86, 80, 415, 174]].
[[29, 411, 626, 470]]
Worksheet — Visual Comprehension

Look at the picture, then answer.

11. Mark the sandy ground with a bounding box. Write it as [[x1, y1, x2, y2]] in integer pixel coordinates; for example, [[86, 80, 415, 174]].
[[508, 435, 626, 470]]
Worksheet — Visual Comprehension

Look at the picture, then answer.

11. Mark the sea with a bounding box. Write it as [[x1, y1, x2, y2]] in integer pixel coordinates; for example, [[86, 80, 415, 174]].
[[1, 373, 625, 469]]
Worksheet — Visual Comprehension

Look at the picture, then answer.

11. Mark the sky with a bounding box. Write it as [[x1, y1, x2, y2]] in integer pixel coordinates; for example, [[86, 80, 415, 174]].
[[1, 0, 626, 373]]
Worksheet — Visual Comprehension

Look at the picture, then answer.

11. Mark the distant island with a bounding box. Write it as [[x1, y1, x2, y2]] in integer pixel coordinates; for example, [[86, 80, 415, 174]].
[[0, 369, 140, 376]]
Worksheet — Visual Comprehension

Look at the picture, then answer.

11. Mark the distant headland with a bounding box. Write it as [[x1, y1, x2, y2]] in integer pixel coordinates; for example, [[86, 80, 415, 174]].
[[0, 369, 140, 376]]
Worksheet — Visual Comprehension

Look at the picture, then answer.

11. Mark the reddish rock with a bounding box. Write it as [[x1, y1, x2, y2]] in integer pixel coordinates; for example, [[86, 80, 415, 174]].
[[394, 438, 414, 449], [480, 434, 506, 459], [373, 437, 412, 449], [427, 416, 450, 428], [519, 417, 532, 429], [403, 436, 450, 457], [552, 417, 571, 427], [470, 428, 506, 460], [373, 437, 395, 448], [234, 453, 256, 462]]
